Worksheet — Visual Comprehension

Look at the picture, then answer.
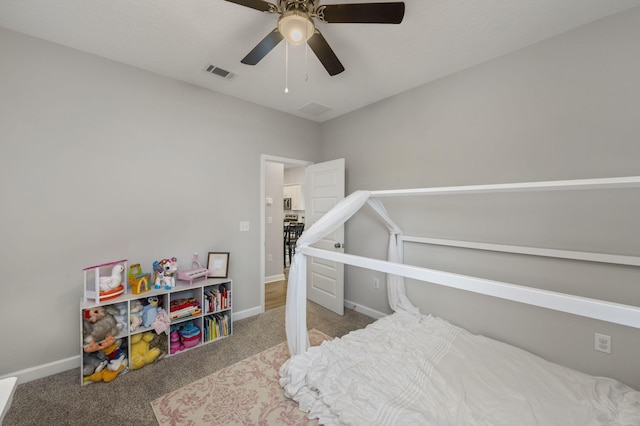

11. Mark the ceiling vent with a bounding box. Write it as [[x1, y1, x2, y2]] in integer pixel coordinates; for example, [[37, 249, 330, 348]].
[[298, 101, 332, 117], [204, 64, 237, 80]]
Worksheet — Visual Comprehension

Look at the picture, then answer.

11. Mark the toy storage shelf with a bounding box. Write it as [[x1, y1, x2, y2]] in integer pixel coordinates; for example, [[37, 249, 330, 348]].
[[80, 278, 232, 386]]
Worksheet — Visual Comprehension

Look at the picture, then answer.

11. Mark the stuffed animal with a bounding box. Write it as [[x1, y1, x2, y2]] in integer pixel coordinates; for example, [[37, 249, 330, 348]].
[[83, 306, 119, 352], [106, 303, 127, 334], [83, 339, 127, 383], [153, 257, 178, 290], [99, 264, 125, 292], [150, 331, 168, 355], [141, 296, 160, 327], [102, 339, 127, 372], [82, 352, 107, 377], [130, 332, 162, 370], [130, 300, 143, 331]]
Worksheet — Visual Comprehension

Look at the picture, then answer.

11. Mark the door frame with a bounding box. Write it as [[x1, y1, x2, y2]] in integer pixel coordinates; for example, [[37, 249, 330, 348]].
[[260, 154, 312, 313]]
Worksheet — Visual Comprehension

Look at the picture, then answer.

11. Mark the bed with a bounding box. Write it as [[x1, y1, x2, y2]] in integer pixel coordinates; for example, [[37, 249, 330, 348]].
[[279, 176, 640, 425]]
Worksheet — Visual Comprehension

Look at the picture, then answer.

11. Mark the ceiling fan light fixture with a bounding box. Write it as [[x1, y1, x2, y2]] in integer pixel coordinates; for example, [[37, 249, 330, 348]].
[[278, 11, 314, 45]]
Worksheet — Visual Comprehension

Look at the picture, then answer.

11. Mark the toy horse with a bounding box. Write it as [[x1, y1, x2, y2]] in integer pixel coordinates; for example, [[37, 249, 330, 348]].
[[153, 257, 178, 290]]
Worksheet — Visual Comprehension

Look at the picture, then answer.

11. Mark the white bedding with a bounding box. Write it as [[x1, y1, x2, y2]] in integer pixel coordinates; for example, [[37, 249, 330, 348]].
[[280, 312, 640, 425]]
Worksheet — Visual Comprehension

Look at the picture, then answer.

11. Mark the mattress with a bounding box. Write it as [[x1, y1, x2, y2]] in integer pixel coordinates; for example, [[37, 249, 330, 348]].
[[280, 312, 640, 425]]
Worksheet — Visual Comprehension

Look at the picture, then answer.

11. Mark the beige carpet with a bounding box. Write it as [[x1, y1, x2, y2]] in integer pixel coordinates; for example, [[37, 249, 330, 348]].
[[151, 329, 330, 425]]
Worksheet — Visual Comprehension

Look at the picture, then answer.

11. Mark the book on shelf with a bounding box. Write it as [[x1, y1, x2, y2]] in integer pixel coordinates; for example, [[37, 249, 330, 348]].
[[204, 312, 231, 341], [204, 285, 231, 313], [169, 297, 201, 320]]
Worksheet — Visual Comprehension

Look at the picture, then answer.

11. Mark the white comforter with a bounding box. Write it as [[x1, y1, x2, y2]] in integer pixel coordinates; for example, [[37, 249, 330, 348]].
[[280, 312, 640, 425]]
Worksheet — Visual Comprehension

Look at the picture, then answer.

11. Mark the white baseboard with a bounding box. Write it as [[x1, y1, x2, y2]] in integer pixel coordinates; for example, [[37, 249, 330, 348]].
[[2, 302, 376, 385], [264, 274, 285, 284], [344, 299, 387, 319], [232, 306, 263, 321], [0, 355, 80, 385], [4, 307, 265, 385]]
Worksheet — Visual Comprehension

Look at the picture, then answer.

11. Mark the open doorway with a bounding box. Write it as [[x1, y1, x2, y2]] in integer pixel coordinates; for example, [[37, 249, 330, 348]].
[[260, 155, 312, 312]]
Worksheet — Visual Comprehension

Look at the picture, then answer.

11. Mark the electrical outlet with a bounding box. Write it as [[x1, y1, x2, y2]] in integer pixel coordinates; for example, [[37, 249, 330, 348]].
[[373, 278, 380, 289], [239, 221, 250, 232], [267, 254, 272, 262], [594, 333, 611, 354]]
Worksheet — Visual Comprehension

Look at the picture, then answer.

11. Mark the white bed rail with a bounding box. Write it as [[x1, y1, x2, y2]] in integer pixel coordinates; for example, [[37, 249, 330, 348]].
[[401, 236, 640, 267], [370, 176, 640, 197], [299, 246, 640, 329]]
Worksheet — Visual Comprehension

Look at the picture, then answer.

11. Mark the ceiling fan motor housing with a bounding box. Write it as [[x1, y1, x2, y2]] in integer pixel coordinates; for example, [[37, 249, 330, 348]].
[[278, 0, 317, 14], [278, 9, 315, 44]]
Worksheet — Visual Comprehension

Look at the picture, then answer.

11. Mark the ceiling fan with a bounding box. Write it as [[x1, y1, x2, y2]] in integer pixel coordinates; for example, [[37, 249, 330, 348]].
[[225, 0, 405, 76]]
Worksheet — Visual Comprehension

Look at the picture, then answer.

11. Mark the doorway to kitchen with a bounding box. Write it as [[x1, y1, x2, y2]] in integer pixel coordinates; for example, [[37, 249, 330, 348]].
[[260, 155, 312, 312]]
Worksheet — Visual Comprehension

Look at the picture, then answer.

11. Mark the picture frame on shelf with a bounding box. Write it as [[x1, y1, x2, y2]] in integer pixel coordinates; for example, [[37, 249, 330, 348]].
[[207, 252, 230, 278]]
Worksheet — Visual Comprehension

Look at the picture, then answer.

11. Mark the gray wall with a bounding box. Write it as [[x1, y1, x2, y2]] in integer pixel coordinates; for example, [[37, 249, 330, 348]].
[[265, 162, 284, 278], [3, 6, 640, 390], [0, 27, 320, 377], [319, 8, 640, 388]]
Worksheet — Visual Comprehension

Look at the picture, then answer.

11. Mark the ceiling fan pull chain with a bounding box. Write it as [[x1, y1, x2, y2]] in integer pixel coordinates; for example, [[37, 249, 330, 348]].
[[284, 41, 289, 93], [304, 25, 309, 82], [304, 29, 309, 82]]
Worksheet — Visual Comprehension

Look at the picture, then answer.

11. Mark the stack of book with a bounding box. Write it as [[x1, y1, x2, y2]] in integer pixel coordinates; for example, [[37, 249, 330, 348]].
[[204, 313, 231, 342], [204, 285, 231, 314], [169, 297, 201, 321]]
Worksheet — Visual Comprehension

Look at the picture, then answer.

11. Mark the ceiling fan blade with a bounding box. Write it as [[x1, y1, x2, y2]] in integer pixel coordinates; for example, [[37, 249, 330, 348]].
[[308, 30, 345, 76], [319, 2, 405, 24], [241, 29, 284, 65], [224, 0, 276, 13]]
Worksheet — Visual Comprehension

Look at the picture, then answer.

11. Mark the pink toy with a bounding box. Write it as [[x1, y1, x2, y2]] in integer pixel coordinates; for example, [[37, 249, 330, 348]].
[[177, 253, 209, 285], [170, 330, 184, 354]]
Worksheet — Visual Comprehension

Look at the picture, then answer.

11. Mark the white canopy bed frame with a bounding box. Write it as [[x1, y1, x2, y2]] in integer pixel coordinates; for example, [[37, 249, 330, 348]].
[[285, 175, 640, 356], [280, 175, 640, 425]]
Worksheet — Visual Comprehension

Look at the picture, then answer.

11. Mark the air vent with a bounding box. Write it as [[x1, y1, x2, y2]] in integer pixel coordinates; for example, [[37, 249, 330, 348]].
[[298, 101, 332, 117], [204, 64, 237, 80]]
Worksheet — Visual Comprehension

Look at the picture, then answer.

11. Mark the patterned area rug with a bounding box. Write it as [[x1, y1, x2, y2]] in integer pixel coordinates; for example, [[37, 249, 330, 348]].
[[151, 329, 330, 425]]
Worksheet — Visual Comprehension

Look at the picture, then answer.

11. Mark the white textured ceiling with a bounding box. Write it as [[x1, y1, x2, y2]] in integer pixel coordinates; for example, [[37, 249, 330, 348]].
[[1, 0, 639, 122]]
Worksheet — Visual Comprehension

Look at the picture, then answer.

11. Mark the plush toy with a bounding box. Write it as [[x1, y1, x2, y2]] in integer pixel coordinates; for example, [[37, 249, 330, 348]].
[[82, 352, 107, 377], [153, 257, 178, 290], [103, 339, 126, 371], [83, 306, 119, 352], [150, 331, 168, 355], [152, 308, 170, 335], [99, 264, 125, 292], [83, 339, 127, 383], [130, 332, 162, 370], [106, 303, 127, 334], [130, 300, 143, 332], [141, 296, 160, 327]]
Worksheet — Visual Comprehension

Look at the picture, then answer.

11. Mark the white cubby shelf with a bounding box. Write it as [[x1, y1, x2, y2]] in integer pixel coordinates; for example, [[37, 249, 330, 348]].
[[80, 277, 232, 386]]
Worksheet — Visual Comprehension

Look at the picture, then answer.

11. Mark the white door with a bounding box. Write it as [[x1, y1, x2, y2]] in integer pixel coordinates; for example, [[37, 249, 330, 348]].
[[304, 159, 345, 315]]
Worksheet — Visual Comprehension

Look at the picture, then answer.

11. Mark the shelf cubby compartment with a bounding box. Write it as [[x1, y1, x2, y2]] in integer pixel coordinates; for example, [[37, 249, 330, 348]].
[[203, 282, 231, 315], [169, 317, 203, 355], [168, 288, 202, 324], [203, 312, 232, 343], [129, 328, 167, 371], [80, 301, 130, 386], [129, 293, 168, 335]]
